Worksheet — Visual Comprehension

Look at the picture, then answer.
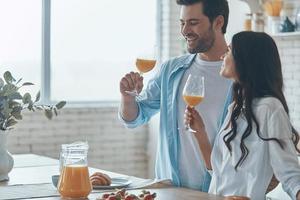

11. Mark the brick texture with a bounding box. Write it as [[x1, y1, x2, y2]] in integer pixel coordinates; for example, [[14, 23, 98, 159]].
[[6, 107, 149, 178], [274, 34, 300, 132]]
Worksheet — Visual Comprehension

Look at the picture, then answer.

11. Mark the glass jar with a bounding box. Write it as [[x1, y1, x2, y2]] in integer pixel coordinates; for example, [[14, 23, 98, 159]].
[[59, 144, 68, 173], [244, 13, 252, 31], [252, 12, 265, 32], [267, 16, 281, 34], [296, 7, 300, 31], [57, 142, 92, 199]]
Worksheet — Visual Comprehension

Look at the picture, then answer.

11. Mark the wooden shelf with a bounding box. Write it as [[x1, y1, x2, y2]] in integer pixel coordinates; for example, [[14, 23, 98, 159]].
[[271, 31, 300, 37]]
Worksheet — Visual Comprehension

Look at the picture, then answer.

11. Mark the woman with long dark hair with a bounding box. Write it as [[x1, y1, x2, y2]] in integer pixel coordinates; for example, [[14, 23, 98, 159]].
[[184, 31, 300, 200]]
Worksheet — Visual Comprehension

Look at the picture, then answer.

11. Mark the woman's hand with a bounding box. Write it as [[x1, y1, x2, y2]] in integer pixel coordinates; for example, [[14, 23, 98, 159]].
[[184, 106, 206, 133]]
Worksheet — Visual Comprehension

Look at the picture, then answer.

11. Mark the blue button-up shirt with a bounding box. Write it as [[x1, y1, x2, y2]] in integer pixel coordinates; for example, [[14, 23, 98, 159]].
[[119, 54, 233, 189]]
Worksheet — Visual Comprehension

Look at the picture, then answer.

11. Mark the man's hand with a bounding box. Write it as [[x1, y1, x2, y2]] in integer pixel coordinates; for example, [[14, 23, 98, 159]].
[[119, 72, 143, 122], [120, 72, 143, 100]]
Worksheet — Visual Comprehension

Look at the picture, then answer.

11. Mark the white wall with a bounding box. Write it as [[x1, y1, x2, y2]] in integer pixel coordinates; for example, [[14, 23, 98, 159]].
[[274, 34, 300, 131], [226, 0, 250, 42]]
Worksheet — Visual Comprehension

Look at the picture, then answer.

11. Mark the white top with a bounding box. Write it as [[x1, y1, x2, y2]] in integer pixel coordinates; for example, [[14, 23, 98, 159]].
[[177, 56, 231, 189], [209, 97, 300, 200]]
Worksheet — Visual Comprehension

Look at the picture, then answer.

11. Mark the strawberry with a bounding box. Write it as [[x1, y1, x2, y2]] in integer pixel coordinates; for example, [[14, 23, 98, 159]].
[[124, 195, 135, 200], [102, 193, 110, 199], [107, 195, 117, 200], [143, 194, 153, 200]]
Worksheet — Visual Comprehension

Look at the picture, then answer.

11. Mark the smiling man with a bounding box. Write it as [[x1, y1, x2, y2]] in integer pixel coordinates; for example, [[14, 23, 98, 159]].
[[119, 0, 231, 191]]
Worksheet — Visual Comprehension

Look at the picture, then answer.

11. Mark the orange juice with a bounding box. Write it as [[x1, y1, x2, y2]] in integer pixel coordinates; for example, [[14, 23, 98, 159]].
[[183, 95, 204, 107], [58, 165, 92, 198], [136, 58, 156, 73], [225, 196, 250, 200]]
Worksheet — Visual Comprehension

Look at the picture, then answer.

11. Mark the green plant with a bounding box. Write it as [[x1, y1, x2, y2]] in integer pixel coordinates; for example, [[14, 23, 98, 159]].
[[0, 71, 66, 130]]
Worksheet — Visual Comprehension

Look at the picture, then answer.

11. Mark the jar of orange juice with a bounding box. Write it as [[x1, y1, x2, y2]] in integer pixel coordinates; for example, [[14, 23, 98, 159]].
[[57, 142, 92, 199]]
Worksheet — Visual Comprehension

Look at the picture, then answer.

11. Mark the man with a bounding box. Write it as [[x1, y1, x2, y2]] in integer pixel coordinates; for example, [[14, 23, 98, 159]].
[[119, 0, 231, 191]]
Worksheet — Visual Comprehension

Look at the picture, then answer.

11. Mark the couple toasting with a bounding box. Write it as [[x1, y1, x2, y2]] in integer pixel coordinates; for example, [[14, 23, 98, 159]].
[[119, 0, 300, 199]]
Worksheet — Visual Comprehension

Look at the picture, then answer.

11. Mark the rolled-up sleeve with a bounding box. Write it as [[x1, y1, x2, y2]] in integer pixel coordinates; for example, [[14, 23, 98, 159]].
[[118, 102, 145, 128], [268, 107, 300, 200]]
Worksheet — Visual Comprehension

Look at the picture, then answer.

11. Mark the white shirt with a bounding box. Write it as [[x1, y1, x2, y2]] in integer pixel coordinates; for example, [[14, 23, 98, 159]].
[[209, 97, 300, 200], [177, 56, 231, 189]]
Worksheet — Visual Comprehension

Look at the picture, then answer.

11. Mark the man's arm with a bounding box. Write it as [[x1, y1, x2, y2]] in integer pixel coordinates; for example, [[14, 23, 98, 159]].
[[120, 95, 139, 122], [119, 66, 162, 127]]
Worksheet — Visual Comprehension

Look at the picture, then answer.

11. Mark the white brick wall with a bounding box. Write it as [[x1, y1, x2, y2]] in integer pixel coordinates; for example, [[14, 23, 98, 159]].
[[6, 107, 149, 178], [274, 34, 300, 131], [160, 0, 183, 61]]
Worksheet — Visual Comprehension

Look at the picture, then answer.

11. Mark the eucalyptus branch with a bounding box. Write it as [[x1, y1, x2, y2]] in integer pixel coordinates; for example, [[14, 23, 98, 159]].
[[0, 71, 66, 130]]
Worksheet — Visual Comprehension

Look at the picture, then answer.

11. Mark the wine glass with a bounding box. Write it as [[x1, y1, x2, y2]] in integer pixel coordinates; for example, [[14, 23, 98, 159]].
[[125, 48, 157, 97], [182, 74, 205, 132]]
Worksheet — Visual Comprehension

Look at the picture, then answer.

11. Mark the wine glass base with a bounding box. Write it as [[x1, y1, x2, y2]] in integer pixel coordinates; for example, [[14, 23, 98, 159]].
[[177, 127, 196, 133], [186, 127, 196, 133], [125, 90, 138, 96]]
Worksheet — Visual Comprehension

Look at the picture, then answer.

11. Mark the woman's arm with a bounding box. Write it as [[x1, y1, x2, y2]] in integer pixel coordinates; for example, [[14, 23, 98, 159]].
[[266, 107, 300, 200], [184, 106, 212, 170], [195, 129, 212, 170]]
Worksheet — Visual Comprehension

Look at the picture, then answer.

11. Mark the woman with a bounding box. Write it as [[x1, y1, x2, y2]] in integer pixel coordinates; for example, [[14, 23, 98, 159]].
[[184, 31, 300, 200]]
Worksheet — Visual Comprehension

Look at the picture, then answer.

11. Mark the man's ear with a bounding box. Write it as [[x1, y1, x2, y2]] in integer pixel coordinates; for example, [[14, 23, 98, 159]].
[[213, 15, 224, 32]]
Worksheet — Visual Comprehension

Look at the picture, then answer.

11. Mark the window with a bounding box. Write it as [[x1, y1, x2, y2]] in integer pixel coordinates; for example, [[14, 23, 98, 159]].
[[50, 0, 157, 102], [0, 0, 41, 96], [0, 0, 157, 103]]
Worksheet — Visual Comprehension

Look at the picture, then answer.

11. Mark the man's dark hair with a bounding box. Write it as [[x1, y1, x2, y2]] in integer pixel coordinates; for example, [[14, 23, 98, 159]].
[[176, 0, 229, 34]]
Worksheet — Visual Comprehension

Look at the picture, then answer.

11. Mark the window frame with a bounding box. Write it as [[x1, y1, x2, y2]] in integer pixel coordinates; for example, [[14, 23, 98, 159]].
[[41, 0, 161, 106]]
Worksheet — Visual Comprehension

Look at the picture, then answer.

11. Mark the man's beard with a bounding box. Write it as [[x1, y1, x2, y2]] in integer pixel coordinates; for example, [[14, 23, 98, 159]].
[[186, 27, 215, 54]]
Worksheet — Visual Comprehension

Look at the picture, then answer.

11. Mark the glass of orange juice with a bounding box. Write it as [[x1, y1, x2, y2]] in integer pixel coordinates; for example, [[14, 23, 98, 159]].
[[182, 74, 205, 132], [125, 48, 157, 98], [57, 142, 92, 199]]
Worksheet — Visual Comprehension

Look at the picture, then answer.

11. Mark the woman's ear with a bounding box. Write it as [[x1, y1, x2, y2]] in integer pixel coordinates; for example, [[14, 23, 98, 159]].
[[214, 15, 224, 32]]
